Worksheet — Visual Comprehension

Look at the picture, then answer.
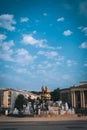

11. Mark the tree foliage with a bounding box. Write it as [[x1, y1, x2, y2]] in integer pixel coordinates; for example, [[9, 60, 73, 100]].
[[51, 88, 60, 101], [14, 94, 27, 114]]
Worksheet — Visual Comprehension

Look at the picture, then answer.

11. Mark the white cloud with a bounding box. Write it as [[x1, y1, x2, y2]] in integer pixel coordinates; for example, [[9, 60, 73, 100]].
[[56, 46, 62, 49], [37, 50, 58, 59], [62, 74, 70, 80], [45, 46, 62, 50], [37, 62, 52, 70], [0, 34, 7, 41], [84, 64, 87, 67], [4, 65, 31, 75], [36, 69, 46, 75], [0, 53, 13, 62], [57, 17, 64, 22], [56, 55, 64, 61], [82, 27, 87, 36], [63, 30, 73, 36], [33, 30, 37, 34], [15, 48, 36, 65], [0, 40, 14, 50], [79, 42, 87, 49], [77, 26, 87, 36], [55, 61, 61, 65], [0, 40, 36, 65], [77, 26, 83, 30], [0, 40, 14, 61], [20, 17, 29, 22], [22, 34, 63, 50], [43, 13, 48, 16], [1, 40, 14, 51], [67, 60, 77, 67], [13, 68, 28, 74], [0, 14, 16, 31], [22, 34, 47, 48], [16, 48, 29, 55]]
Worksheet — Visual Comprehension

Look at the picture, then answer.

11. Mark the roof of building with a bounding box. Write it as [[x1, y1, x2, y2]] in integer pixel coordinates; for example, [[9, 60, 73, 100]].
[[60, 81, 87, 92]]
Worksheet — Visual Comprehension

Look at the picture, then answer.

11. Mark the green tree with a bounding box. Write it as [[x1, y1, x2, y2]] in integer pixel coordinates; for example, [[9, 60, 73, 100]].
[[14, 94, 27, 115], [51, 88, 60, 101]]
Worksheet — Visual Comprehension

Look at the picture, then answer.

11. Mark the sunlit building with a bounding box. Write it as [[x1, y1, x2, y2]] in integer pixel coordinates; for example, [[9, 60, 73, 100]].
[[0, 88, 40, 114], [41, 86, 51, 100]]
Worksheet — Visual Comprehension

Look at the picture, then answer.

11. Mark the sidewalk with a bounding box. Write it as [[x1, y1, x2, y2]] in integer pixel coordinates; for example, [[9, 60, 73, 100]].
[[0, 114, 87, 122]]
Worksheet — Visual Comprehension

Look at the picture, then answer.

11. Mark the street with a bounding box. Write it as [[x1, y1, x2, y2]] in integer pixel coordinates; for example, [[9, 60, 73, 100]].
[[0, 120, 87, 130]]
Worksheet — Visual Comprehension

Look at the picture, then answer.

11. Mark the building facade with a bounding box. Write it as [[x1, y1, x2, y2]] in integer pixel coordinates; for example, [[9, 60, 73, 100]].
[[60, 82, 87, 109], [0, 88, 40, 114]]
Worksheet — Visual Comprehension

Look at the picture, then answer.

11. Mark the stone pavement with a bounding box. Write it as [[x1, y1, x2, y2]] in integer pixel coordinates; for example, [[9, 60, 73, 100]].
[[0, 114, 87, 122]]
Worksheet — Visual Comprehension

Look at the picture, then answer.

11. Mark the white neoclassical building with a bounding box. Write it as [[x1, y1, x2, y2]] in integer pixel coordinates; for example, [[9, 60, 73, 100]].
[[60, 82, 87, 109]]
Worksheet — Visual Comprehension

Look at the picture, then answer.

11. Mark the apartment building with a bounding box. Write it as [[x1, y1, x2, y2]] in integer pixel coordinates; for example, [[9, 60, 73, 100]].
[[0, 88, 40, 114]]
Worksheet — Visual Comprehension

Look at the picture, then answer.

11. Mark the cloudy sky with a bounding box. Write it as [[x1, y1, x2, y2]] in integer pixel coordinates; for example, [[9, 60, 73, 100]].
[[0, 0, 87, 91]]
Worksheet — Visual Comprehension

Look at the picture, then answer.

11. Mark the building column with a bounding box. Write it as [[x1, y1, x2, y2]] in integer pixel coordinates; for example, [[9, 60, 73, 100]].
[[73, 91, 76, 107], [71, 91, 76, 108], [84, 91, 87, 108], [80, 91, 85, 108], [71, 92, 73, 107]]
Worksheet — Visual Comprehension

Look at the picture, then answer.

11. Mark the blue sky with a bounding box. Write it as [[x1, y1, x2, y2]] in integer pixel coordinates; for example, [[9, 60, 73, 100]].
[[0, 0, 87, 91]]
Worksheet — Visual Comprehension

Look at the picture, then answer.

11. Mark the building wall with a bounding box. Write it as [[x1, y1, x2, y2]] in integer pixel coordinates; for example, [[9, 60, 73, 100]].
[[0, 88, 41, 113], [60, 82, 87, 109], [3, 91, 9, 108]]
